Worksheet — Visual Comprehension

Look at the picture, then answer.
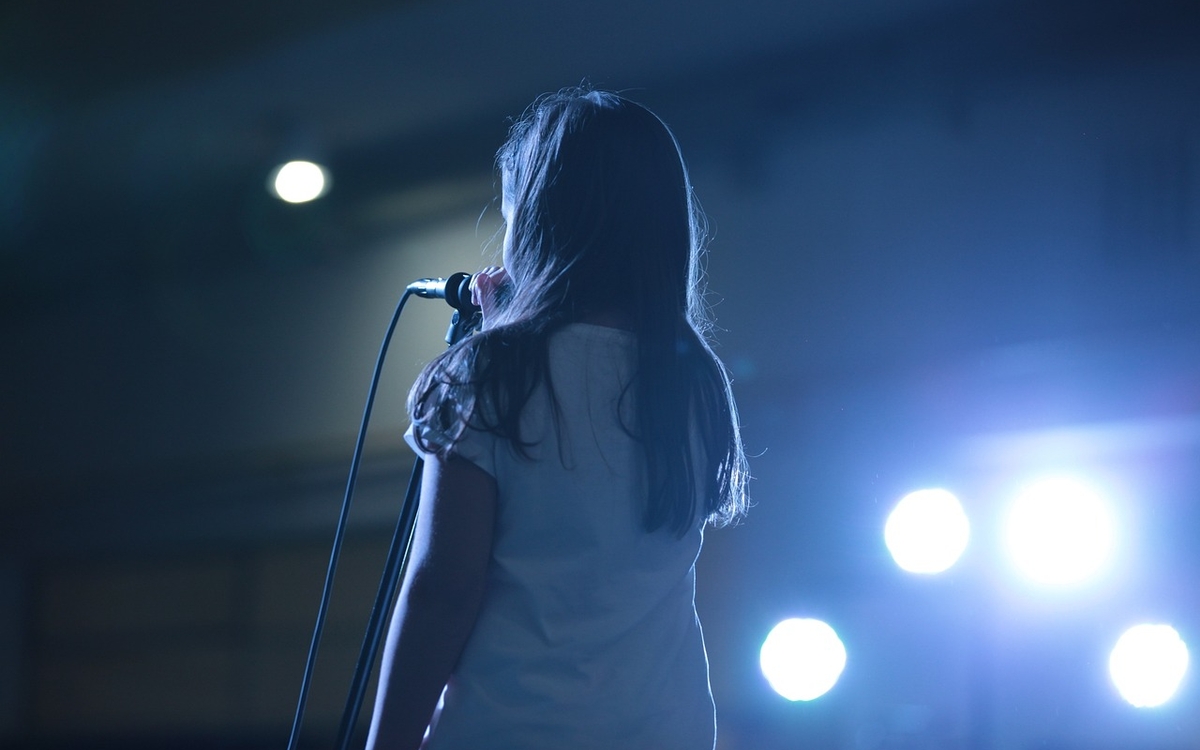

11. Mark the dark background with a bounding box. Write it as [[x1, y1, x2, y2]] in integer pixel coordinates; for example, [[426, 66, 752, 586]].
[[2, 0, 1199, 747]]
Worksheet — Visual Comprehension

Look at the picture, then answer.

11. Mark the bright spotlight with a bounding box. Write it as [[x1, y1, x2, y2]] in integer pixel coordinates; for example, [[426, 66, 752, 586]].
[[885, 488, 970, 574], [270, 160, 329, 203], [760, 618, 847, 701], [1109, 624, 1189, 708], [1005, 476, 1115, 586]]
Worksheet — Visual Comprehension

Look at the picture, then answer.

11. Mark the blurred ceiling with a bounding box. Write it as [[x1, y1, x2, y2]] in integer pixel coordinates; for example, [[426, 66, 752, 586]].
[[0, 0, 1059, 313], [0, 0, 408, 105], [3, 0, 1197, 315]]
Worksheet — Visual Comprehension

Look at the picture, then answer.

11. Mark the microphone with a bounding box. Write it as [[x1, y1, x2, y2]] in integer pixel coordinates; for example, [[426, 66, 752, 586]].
[[407, 272, 479, 313]]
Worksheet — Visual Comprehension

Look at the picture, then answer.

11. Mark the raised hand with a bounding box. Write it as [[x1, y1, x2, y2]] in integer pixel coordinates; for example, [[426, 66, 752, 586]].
[[469, 266, 510, 329]]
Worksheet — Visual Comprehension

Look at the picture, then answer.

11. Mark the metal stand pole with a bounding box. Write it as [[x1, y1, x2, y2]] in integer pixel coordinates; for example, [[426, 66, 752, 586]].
[[333, 307, 481, 750]]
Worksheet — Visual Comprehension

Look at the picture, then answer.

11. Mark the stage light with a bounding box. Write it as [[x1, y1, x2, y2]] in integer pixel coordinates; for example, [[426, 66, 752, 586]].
[[270, 160, 329, 203], [1109, 624, 1189, 708], [760, 618, 847, 701], [885, 488, 969, 574], [1005, 476, 1115, 586]]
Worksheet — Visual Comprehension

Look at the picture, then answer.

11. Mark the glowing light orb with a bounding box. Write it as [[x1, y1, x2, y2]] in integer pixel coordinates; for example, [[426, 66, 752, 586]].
[[1005, 477, 1115, 586], [885, 488, 970, 574], [760, 618, 847, 701], [1109, 624, 1189, 708], [271, 160, 328, 203]]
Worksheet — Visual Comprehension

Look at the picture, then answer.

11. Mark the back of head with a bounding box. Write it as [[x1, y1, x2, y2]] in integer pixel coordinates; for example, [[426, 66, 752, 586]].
[[411, 87, 747, 537], [495, 88, 703, 334]]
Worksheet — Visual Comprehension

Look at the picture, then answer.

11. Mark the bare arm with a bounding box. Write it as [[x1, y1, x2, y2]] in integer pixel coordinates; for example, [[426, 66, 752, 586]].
[[364, 453, 497, 750]]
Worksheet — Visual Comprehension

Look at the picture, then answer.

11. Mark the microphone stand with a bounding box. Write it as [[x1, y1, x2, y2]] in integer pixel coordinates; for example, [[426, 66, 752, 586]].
[[332, 302, 481, 750]]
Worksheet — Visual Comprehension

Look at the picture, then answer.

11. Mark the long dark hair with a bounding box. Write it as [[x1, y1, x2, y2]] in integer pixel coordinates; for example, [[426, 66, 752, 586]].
[[409, 88, 747, 536]]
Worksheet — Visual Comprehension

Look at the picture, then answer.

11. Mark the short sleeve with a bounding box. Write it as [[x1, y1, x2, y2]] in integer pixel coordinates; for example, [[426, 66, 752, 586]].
[[404, 419, 498, 478]]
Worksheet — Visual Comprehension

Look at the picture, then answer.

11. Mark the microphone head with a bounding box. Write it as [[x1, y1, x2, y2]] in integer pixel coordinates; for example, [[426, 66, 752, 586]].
[[443, 272, 475, 311]]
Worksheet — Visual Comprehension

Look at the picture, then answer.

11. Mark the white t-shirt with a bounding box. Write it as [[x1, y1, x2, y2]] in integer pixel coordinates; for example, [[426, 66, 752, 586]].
[[406, 322, 716, 750]]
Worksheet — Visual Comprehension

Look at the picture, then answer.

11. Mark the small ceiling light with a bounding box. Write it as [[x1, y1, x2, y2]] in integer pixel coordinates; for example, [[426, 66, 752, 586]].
[[1109, 624, 1189, 708], [885, 488, 970, 574], [1005, 476, 1115, 587], [270, 160, 329, 203], [760, 618, 847, 701]]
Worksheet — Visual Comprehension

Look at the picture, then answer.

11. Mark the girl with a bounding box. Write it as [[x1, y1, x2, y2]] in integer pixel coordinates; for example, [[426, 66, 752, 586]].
[[365, 88, 748, 750]]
